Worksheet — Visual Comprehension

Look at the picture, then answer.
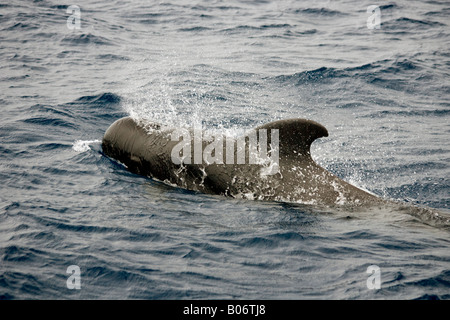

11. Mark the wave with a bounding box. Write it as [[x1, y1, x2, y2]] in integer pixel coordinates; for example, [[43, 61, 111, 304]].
[[294, 7, 347, 17], [72, 92, 122, 105], [0, 271, 42, 299], [178, 26, 211, 32], [95, 54, 130, 61], [61, 33, 114, 46], [4, 22, 40, 32], [12, 93, 123, 153], [364, 109, 450, 118], [272, 66, 344, 84], [425, 7, 450, 17], [271, 58, 438, 90], [72, 140, 101, 152], [1, 245, 45, 263], [382, 17, 447, 31], [379, 4, 397, 10], [221, 23, 294, 33], [22, 116, 78, 129]]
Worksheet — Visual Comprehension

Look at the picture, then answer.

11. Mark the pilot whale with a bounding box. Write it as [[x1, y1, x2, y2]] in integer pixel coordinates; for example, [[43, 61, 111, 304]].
[[102, 116, 384, 207]]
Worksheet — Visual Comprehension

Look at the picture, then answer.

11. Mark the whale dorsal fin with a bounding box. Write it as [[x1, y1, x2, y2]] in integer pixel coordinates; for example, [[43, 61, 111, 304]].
[[255, 118, 328, 158]]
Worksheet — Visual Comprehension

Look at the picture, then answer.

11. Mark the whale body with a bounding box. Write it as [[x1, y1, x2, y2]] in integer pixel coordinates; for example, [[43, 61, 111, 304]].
[[102, 116, 384, 207]]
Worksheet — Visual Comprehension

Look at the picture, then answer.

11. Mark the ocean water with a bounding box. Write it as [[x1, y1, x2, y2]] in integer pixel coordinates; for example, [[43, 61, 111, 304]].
[[1, 0, 449, 300]]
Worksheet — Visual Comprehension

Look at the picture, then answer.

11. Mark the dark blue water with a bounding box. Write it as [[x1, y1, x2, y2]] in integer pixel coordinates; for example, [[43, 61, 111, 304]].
[[1, 0, 449, 300]]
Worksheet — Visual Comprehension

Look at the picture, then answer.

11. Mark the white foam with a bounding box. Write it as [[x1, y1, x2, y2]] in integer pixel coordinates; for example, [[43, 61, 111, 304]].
[[72, 139, 101, 152]]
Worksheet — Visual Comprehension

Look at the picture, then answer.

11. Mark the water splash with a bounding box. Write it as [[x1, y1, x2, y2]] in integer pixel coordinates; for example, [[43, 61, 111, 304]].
[[72, 139, 101, 152]]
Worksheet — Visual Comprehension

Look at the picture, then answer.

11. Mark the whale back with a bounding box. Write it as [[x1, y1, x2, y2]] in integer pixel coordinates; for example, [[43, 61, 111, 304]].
[[102, 116, 381, 206]]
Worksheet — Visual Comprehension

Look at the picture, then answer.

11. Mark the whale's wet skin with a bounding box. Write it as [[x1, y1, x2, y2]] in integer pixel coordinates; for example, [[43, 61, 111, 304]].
[[2, 0, 450, 300], [103, 116, 382, 206]]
